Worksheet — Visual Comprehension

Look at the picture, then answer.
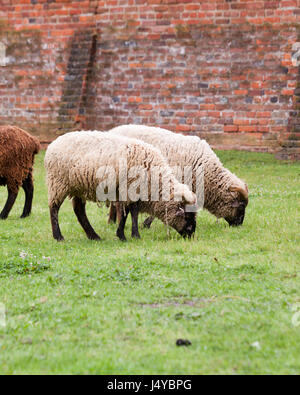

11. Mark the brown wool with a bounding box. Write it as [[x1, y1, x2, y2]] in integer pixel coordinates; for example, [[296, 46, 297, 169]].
[[0, 125, 40, 194]]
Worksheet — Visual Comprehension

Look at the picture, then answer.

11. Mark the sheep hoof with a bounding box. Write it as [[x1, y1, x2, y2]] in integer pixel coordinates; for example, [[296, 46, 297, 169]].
[[116, 229, 127, 242], [55, 236, 65, 242], [116, 233, 127, 242], [88, 235, 101, 241], [20, 213, 30, 219], [0, 213, 8, 220], [131, 233, 141, 239]]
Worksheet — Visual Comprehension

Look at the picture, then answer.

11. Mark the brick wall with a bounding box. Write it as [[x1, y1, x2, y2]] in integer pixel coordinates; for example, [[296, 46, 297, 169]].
[[0, 0, 299, 159]]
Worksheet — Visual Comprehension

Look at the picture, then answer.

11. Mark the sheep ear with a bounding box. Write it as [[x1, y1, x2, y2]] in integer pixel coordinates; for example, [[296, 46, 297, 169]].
[[229, 186, 249, 202], [176, 207, 185, 217], [191, 193, 197, 206], [183, 192, 197, 206]]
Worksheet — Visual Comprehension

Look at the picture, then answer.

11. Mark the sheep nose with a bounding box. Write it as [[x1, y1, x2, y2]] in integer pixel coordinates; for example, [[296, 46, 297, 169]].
[[227, 215, 245, 226]]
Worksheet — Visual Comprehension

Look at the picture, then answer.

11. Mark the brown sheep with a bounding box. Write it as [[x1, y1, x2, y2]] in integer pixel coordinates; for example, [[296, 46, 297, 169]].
[[0, 125, 40, 219]]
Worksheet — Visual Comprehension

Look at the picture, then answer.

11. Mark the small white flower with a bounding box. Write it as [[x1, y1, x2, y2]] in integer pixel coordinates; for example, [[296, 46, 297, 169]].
[[251, 341, 261, 351]]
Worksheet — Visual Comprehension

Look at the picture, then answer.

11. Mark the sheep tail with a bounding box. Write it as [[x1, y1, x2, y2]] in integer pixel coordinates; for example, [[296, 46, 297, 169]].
[[33, 136, 41, 155]]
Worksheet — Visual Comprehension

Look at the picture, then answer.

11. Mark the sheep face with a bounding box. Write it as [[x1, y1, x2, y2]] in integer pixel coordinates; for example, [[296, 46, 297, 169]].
[[167, 203, 197, 238], [223, 186, 249, 227], [224, 201, 247, 226]]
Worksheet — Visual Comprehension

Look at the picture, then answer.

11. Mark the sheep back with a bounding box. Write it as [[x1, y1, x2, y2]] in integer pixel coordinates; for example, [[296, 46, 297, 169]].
[[45, 131, 195, 209], [109, 125, 248, 219], [45, 131, 169, 204]]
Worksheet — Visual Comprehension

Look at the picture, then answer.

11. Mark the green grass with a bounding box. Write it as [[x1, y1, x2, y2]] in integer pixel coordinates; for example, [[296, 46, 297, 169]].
[[0, 150, 299, 375]]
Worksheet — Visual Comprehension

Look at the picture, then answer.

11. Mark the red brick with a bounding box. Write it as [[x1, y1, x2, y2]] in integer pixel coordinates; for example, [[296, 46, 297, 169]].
[[224, 125, 239, 132], [129, 63, 142, 68], [139, 104, 153, 110], [282, 89, 295, 96], [239, 126, 258, 132], [185, 4, 200, 11], [234, 89, 248, 95], [257, 112, 272, 118], [234, 119, 250, 125], [176, 125, 194, 132], [202, 104, 215, 110], [128, 97, 143, 103]]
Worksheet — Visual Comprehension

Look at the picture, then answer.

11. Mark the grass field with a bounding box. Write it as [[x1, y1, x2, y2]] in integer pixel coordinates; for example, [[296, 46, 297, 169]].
[[0, 150, 299, 374]]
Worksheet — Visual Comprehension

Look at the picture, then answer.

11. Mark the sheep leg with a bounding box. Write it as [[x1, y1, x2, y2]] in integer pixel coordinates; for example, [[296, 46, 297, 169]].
[[116, 206, 129, 242], [21, 173, 34, 218], [0, 187, 18, 220], [129, 202, 141, 239], [116, 203, 124, 224], [143, 216, 154, 229], [108, 203, 117, 224], [72, 197, 101, 241], [50, 202, 64, 241]]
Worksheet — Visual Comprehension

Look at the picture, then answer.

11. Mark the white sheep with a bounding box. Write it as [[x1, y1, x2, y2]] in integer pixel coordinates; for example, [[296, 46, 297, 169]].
[[44, 131, 197, 241], [109, 125, 248, 227]]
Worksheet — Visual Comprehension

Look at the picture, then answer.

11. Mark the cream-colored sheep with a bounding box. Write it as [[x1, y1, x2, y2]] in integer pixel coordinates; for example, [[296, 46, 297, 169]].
[[109, 125, 248, 227], [44, 131, 197, 241]]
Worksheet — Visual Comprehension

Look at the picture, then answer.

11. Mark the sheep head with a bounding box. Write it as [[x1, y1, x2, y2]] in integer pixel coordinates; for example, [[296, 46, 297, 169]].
[[224, 184, 249, 227], [166, 189, 197, 238]]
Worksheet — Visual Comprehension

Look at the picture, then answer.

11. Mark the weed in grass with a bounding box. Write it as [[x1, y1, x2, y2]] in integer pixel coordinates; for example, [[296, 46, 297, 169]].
[[0, 252, 51, 276]]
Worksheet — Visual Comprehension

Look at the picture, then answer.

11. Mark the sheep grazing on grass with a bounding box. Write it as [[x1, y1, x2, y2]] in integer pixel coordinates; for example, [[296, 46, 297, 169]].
[[109, 125, 248, 227], [0, 125, 40, 219], [44, 131, 197, 242]]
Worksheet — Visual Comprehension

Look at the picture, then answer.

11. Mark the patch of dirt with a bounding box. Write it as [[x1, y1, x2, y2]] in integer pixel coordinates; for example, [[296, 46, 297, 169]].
[[138, 299, 208, 308], [138, 295, 250, 308]]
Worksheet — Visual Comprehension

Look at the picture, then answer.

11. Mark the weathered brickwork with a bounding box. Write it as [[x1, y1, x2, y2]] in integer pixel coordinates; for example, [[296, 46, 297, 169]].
[[0, 0, 299, 158]]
